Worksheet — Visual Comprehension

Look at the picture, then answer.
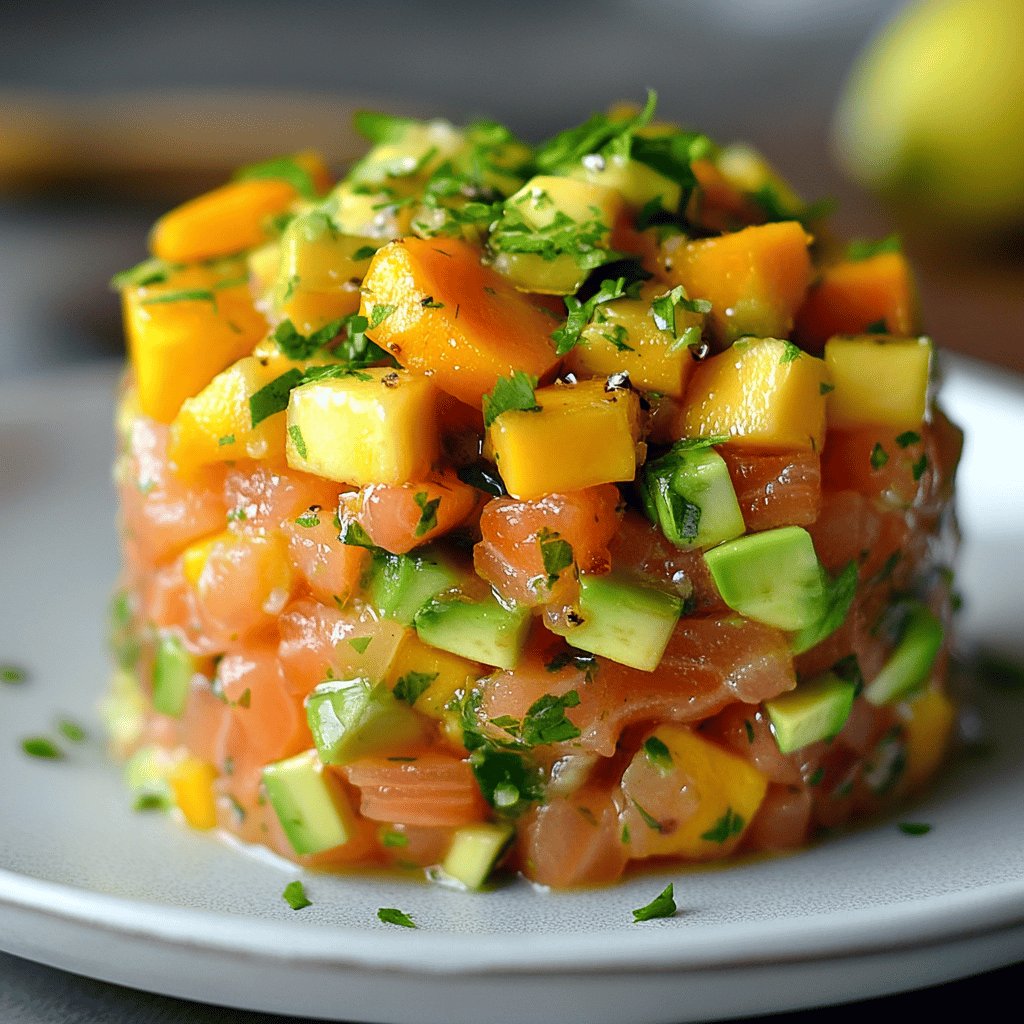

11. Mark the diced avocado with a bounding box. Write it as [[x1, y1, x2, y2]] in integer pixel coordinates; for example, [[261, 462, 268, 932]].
[[703, 526, 826, 632], [370, 549, 462, 626], [546, 574, 682, 672], [414, 593, 531, 670], [441, 822, 515, 890], [765, 672, 857, 754], [305, 677, 426, 765], [864, 604, 944, 706], [262, 749, 356, 855], [152, 633, 193, 718], [641, 444, 745, 550]]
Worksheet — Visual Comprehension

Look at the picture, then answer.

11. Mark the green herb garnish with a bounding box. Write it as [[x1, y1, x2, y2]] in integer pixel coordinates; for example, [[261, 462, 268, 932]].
[[22, 737, 63, 760], [643, 736, 673, 772], [282, 880, 313, 910], [393, 671, 438, 706], [700, 807, 745, 843], [413, 491, 441, 537], [632, 883, 677, 922], [898, 821, 932, 836], [377, 906, 417, 928], [482, 371, 540, 427], [846, 233, 901, 262], [1, 664, 27, 684]]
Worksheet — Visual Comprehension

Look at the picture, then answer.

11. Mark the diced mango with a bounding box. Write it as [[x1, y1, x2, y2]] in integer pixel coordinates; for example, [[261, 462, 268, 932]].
[[795, 252, 919, 350], [564, 281, 702, 397], [676, 337, 829, 451], [824, 335, 932, 429], [486, 379, 643, 499], [169, 356, 290, 473], [899, 688, 956, 793], [122, 263, 267, 423], [272, 213, 377, 333], [327, 181, 418, 239], [621, 724, 767, 859], [570, 153, 682, 211], [359, 238, 560, 407], [348, 119, 465, 187], [168, 756, 219, 830], [286, 367, 439, 485], [490, 175, 624, 294], [150, 178, 300, 264], [181, 532, 226, 589], [663, 221, 813, 343], [384, 631, 481, 744]]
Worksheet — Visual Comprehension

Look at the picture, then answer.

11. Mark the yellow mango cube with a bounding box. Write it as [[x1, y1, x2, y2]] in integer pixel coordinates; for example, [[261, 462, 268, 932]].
[[384, 631, 482, 741], [122, 263, 268, 423], [565, 281, 702, 397], [181, 532, 226, 588], [487, 379, 643, 499], [677, 337, 830, 451], [286, 367, 439, 485], [150, 177, 299, 264], [621, 724, 767, 859], [169, 356, 290, 473], [328, 181, 418, 239], [824, 335, 932, 429], [491, 175, 624, 294], [899, 688, 956, 793], [273, 213, 377, 332], [168, 756, 219, 830]]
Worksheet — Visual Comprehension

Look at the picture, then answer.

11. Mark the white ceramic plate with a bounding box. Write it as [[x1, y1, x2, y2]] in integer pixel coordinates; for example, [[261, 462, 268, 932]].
[[1, 357, 1022, 1024]]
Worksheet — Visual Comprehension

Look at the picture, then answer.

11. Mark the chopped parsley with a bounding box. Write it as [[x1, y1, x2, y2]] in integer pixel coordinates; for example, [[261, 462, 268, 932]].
[[870, 442, 889, 470], [22, 737, 63, 760], [348, 636, 372, 655], [1, 664, 27, 684], [550, 276, 638, 356], [352, 244, 380, 261], [791, 560, 858, 655], [481, 371, 540, 427], [368, 304, 396, 329], [393, 671, 437, 706], [643, 736, 673, 772], [377, 907, 416, 928], [381, 830, 409, 848], [632, 883, 677, 922], [650, 286, 710, 351], [282, 880, 312, 910], [700, 807, 745, 843], [413, 491, 441, 537], [912, 454, 929, 481], [537, 529, 574, 583], [632, 799, 665, 833], [898, 821, 932, 836], [338, 519, 378, 549], [895, 430, 921, 448], [779, 340, 803, 364], [109, 257, 176, 291], [535, 90, 658, 174], [846, 233, 901, 262], [217, 433, 236, 447], [235, 154, 319, 200], [273, 318, 343, 360], [820, 382, 835, 396], [140, 289, 217, 308], [354, 111, 415, 146], [544, 649, 599, 679], [57, 719, 87, 743], [288, 424, 308, 460], [295, 504, 321, 529], [249, 368, 304, 427]]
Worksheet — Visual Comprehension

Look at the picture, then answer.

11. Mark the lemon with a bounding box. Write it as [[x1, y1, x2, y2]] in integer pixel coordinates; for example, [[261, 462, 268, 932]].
[[834, 0, 1024, 230]]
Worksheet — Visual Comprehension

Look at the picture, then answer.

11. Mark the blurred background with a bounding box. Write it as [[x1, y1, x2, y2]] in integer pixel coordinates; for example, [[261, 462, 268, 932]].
[[0, 0, 1021, 379]]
